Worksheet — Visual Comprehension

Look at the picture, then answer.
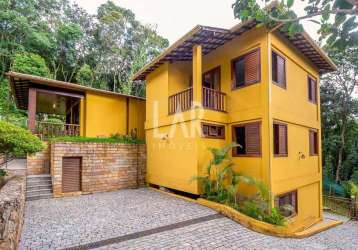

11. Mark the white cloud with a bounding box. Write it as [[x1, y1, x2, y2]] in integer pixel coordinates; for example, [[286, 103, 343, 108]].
[[75, 0, 321, 44]]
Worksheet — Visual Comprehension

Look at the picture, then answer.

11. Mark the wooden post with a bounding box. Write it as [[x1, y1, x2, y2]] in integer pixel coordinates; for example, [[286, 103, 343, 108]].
[[28, 88, 37, 133], [126, 97, 129, 135], [192, 45, 202, 107]]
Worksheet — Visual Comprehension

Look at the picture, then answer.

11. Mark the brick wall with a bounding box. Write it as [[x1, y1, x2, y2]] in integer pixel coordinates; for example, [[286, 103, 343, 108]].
[[26, 142, 50, 175], [0, 176, 26, 250], [50, 142, 146, 197]]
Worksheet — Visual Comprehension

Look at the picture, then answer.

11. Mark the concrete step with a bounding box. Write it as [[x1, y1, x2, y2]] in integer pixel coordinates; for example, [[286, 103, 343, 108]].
[[26, 174, 53, 201], [26, 189, 52, 197], [27, 174, 51, 180], [26, 184, 52, 191], [26, 193, 53, 201], [27, 179, 52, 186]]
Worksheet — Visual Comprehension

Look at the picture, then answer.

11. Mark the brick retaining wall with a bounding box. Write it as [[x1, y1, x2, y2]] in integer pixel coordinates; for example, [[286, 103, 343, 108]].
[[0, 176, 26, 250], [27, 142, 50, 175], [50, 142, 146, 197]]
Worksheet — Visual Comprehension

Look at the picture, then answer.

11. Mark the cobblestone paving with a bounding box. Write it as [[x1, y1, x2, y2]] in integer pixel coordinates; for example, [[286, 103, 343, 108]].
[[20, 188, 358, 250]]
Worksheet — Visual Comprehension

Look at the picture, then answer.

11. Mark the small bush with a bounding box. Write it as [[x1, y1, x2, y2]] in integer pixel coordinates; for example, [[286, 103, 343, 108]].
[[0, 120, 45, 157]]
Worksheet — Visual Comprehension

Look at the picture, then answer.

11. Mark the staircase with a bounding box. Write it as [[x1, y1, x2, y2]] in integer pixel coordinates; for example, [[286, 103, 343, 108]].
[[26, 174, 53, 201]]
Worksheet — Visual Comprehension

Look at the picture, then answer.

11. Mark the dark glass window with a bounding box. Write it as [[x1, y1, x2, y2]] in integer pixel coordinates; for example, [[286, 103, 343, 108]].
[[276, 191, 297, 217]]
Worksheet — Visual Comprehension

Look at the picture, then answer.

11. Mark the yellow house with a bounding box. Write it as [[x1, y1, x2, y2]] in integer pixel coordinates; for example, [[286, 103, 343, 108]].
[[7, 72, 146, 140], [133, 20, 336, 230]]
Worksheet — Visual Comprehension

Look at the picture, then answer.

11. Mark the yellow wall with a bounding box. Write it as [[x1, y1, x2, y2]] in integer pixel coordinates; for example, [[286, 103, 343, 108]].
[[145, 26, 323, 229], [146, 120, 199, 194], [82, 91, 145, 139], [269, 31, 322, 227]]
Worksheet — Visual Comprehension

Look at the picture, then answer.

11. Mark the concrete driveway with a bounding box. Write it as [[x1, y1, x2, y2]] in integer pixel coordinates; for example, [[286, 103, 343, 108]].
[[20, 188, 358, 250]]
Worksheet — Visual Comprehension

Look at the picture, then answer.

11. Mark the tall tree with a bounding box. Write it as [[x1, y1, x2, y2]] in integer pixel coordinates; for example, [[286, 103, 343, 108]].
[[321, 47, 358, 182], [232, 0, 358, 48]]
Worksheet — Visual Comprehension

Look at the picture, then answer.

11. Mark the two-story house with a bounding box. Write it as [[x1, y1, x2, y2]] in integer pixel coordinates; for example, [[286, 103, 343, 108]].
[[133, 19, 336, 231]]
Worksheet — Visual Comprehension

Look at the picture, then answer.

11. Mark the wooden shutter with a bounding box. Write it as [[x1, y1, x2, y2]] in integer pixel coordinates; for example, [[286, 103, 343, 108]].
[[245, 122, 261, 155], [245, 50, 260, 84], [308, 76, 317, 103], [309, 130, 318, 155], [312, 78, 317, 103], [274, 123, 288, 156], [62, 157, 81, 193], [277, 55, 286, 87], [278, 124, 287, 155]]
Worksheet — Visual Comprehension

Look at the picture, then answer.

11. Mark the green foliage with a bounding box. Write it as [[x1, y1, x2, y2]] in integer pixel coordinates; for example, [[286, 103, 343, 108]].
[[76, 64, 93, 85], [0, 169, 7, 178], [0, 0, 168, 98], [11, 52, 50, 77], [192, 144, 286, 226], [342, 181, 358, 198], [351, 171, 358, 184], [51, 135, 145, 144], [0, 78, 26, 125], [321, 47, 358, 183], [0, 120, 45, 157], [232, 0, 358, 48]]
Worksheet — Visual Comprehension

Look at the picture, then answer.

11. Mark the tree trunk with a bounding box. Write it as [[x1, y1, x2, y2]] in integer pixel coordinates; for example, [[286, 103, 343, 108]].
[[335, 121, 347, 183]]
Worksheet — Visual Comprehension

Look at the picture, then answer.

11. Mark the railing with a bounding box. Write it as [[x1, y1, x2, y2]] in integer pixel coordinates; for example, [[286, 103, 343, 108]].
[[202, 87, 226, 112], [168, 87, 193, 114], [323, 195, 358, 219], [35, 121, 80, 139], [168, 87, 227, 114]]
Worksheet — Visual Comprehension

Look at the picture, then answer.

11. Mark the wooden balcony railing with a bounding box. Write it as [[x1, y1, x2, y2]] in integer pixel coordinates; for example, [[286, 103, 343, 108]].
[[202, 87, 226, 112], [168, 87, 227, 114], [168, 87, 193, 114], [35, 121, 80, 139]]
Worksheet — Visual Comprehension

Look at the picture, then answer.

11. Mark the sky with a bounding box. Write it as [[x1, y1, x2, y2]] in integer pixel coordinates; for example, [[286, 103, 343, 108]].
[[75, 0, 321, 44]]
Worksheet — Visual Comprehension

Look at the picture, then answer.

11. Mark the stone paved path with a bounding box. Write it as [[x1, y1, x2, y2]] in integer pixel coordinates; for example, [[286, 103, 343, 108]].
[[20, 188, 358, 250]]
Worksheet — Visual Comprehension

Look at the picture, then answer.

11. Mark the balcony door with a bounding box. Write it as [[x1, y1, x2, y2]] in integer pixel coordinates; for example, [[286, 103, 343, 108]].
[[203, 66, 221, 90]]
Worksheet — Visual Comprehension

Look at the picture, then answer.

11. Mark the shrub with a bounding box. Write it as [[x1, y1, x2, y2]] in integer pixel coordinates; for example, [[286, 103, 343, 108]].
[[343, 181, 358, 198], [11, 52, 50, 77], [50, 135, 144, 144], [0, 169, 7, 187], [0, 120, 45, 157], [192, 143, 286, 226]]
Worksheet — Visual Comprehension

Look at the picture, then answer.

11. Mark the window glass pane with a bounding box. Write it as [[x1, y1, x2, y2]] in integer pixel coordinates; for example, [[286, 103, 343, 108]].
[[234, 126, 246, 154], [308, 78, 313, 101], [277, 191, 297, 217], [272, 52, 278, 83], [234, 58, 245, 87], [274, 124, 280, 155]]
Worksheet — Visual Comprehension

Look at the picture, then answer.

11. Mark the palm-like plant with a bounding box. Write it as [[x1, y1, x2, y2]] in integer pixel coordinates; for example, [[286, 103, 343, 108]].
[[191, 143, 241, 202]]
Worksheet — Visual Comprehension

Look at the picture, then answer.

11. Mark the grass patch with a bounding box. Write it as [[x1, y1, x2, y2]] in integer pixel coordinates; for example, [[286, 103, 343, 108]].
[[50, 135, 145, 144]]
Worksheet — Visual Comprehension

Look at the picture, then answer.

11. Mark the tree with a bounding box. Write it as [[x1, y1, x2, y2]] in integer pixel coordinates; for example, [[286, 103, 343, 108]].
[[321, 47, 358, 182], [11, 52, 50, 77], [76, 64, 93, 86], [232, 0, 358, 47]]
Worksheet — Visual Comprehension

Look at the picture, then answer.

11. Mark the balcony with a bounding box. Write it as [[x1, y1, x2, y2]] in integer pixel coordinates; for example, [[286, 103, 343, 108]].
[[168, 87, 226, 114], [36, 121, 80, 139]]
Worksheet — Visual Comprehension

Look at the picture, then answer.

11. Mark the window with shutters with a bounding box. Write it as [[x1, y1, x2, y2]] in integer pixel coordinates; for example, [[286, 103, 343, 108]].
[[202, 123, 225, 139], [308, 76, 317, 103], [275, 191, 297, 217], [273, 123, 288, 157], [272, 51, 286, 88], [232, 122, 261, 157], [232, 49, 260, 89], [309, 129, 318, 155]]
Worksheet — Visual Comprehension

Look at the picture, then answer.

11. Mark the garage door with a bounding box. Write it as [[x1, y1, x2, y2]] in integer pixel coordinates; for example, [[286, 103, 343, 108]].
[[62, 157, 81, 193]]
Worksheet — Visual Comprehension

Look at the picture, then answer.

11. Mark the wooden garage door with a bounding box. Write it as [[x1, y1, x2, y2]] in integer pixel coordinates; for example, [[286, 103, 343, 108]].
[[62, 157, 81, 193]]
